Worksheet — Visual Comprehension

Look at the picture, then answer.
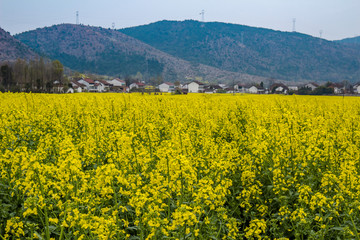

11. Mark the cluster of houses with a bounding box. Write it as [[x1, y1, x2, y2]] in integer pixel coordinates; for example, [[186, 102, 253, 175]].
[[158, 81, 360, 95], [67, 78, 360, 95], [69, 78, 155, 93], [69, 78, 126, 93]]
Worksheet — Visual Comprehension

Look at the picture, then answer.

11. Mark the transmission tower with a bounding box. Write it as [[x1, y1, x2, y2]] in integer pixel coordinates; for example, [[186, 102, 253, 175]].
[[112, 22, 115, 30], [292, 18, 296, 32], [76, 11, 79, 25], [319, 30, 323, 38], [200, 10, 205, 22]]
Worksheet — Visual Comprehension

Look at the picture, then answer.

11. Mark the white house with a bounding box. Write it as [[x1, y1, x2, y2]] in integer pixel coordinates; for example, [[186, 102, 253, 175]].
[[95, 80, 112, 92], [78, 78, 99, 92], [129, 82, 145, 90], [248, 86, 258, 94], [70, 80, 85, 92], [52, 81, 64, 93], [234, 84, 246, 93], [188, 81, 205, 93], [333, 85, 344, 94], [353, 84, 360, 94], [276, 86, 284, 92], [271, 83, 289, 94], [107, 78, 126, 92], [108, 78, 125, 87], [158, 82, 175, 92], [288, 86, 298, 91], [66, 88, 75, 93], [94, 81, 105, 92], [218, 84, 227, 89], [304, 83, 319, 91]]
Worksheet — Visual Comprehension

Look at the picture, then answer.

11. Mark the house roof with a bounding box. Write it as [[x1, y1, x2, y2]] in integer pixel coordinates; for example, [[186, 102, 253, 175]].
[[84, 78, 95, 84], [189, 80, 205, 85], [207, 84, 222, 89], [71, 80, 80, 86], [111, 78, 125, 83], [270, 83, 289, 91], [97, 79, 112, 86], [328, 83, 344, 88], [71, 80, 86, 88]]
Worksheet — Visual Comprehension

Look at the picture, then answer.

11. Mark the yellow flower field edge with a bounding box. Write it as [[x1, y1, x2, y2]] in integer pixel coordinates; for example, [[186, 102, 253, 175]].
[[1, 92, 360, 239]]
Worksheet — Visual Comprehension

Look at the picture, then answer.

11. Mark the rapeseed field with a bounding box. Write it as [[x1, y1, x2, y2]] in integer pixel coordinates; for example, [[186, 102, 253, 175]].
[[1, 92, 360, 239]]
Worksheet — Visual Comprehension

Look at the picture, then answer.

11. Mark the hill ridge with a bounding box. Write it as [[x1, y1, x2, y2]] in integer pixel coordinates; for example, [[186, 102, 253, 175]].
[[120, 20, 360, 82], [0, 27, 38, 61], [15, 23, 268, 83]]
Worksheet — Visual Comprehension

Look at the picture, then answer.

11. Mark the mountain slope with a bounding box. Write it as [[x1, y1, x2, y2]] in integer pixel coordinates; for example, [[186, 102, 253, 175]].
[[335, 36, 360, 52], [15, 24, 261, 82], [0, 27, 38, 61], [336, 36, 360, 44], [120, 20, 360, 82]]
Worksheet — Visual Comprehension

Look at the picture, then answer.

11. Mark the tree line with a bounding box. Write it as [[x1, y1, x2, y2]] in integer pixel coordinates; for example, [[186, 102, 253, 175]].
[[0, 58, 64, 92]]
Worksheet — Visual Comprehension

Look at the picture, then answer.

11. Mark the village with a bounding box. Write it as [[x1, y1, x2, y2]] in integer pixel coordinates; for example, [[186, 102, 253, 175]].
[[67, 78, 360, 95]]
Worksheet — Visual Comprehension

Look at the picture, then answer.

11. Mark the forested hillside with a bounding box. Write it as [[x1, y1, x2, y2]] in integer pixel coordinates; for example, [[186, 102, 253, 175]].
[[15, 24, 261, 83], [121, 20, 360, 82], [0, 27, 38, 61]]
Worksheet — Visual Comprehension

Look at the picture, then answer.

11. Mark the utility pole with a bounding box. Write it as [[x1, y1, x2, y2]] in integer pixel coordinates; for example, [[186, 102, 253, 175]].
[[200, 10, 205, 22], [292, 18, 296, 32]]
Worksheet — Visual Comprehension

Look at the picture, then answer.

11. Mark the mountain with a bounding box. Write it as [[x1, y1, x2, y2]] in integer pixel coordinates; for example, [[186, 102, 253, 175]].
[[15, 24, 261, 83], [0, 27, 38, 61], [337, 36, 360, 44], [120, 20, 360, 82], [14, 21, 360, 83]]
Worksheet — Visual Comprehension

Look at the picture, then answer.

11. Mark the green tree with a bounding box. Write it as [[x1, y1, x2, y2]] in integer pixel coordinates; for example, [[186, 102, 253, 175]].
[[13, 59, 27, 89], [149, 75, 163, 86], [0, 64, 13, 89], [52, 60, 64, 84], [134, 72, 143, 81]]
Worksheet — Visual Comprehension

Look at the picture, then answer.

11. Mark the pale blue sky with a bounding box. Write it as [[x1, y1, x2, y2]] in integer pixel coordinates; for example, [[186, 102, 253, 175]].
[[0, 0, 359, 40]]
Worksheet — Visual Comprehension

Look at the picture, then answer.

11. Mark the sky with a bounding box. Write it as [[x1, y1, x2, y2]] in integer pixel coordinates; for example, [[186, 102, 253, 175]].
[[0, 0, 359, 40]]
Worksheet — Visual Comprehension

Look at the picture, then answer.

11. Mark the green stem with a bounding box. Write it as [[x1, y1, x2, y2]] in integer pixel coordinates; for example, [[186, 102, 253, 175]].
[[166, 156, 171, 222], [216, 220, 222, 239], [35, 171, 50, 240], [30, 224, 34, 240], [44, 207, 50, 240], [59, 226, 64, 240], [350, 213, 360, 240]]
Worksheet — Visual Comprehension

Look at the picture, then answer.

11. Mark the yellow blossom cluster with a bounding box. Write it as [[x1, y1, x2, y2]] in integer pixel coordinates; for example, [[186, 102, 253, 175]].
[[1, 92, 360, 239]]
